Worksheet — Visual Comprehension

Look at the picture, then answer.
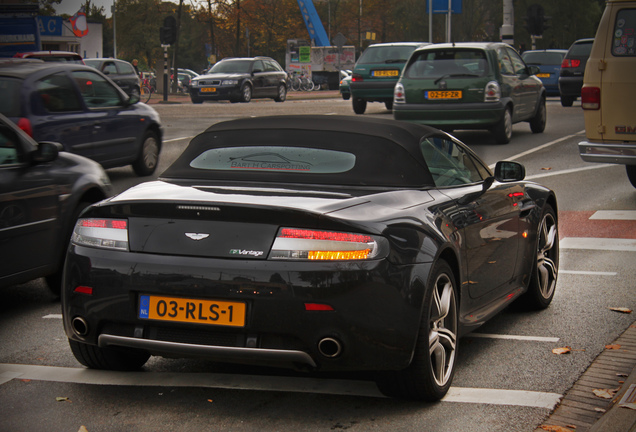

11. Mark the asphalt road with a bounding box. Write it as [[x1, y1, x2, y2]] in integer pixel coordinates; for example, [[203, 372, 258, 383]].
[[1, 94, 635, 432]]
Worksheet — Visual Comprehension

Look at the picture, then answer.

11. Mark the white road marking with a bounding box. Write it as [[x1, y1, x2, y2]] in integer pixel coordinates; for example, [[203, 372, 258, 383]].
[[560, 270, 618, 276], [590, 210, 636, 220], [0, 363, 561, 408], [488, 131, 585, 169], [560, 237, 636, 252], [467, 333, 560, 343], [164, 136, 193, 143], [43, 314, 62, 319], [526, 163, 616, 180], [444, 387, 561, 409]]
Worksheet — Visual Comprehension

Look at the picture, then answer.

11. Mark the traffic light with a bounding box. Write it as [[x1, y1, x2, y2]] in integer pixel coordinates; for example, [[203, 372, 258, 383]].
[[160, 16, 177, 45], [524, 4, 550, 36]]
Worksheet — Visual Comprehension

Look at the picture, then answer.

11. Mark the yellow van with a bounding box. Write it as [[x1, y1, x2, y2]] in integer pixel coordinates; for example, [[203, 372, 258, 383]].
[[579, 0, 636, 187]]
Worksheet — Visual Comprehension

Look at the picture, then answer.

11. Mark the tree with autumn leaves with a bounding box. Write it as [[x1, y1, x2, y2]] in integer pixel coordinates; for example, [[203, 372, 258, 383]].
[[48, 0, 604, 76]]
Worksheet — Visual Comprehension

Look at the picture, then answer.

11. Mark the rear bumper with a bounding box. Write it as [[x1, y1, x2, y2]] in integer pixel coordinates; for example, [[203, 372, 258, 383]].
[[578, 141, 636, 165], [558, 76, 583, 97], [63, 244, 430, 372], [350, 81, 397, 101], [393, 101, 505, 129]]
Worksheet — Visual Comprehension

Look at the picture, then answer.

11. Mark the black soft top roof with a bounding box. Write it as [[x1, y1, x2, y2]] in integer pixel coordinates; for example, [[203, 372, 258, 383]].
[[161, 115, 440, 188]]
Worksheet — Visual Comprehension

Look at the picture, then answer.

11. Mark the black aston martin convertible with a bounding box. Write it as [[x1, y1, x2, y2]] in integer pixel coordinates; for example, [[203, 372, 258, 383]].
[[62, 115, 559, 401]]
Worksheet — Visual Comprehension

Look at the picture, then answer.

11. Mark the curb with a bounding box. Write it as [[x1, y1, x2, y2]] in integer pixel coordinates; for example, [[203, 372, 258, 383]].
[[536, 322, 636, 432]]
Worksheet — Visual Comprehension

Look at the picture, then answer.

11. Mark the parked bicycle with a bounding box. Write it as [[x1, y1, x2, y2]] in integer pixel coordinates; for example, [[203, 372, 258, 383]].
[[288, 72, 315, 91], [140, 77, 153, 103]]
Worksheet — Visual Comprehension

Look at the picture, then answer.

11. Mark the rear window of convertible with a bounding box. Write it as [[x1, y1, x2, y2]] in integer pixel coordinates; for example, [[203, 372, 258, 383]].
[[162, 129, 435, 188], [191, 147, 356, 174]]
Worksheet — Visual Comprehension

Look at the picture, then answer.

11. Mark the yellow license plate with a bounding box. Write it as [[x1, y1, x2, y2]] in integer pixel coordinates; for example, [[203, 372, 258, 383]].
[[139, 295, 246, 327], [426, 90, 462, 100], [201, 87, 216, 93], [536, 73, 550, 78], [372, 70, 399, 77]]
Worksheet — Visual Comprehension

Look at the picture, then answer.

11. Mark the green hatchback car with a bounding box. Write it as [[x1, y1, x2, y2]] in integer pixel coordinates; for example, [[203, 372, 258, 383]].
[[350, 42, 427, 114], [393, 42, 546, 144]]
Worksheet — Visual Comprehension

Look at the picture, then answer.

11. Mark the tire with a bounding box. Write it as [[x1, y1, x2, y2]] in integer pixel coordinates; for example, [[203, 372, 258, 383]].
[[132, 130, 160, 176], [240, 84, 252, 103], [69, 339, 149, 371], [529, 97, 546, 133], [274, 84, 287, 102], [342, 93, 350, 100], [385, 100, 393, 111], [492, 107, 512, 144], [522, 205, 559, 309], [560, 95, 575, 107], [627, 165, 636, 188], [376, 259, 458, 401], [352, 98, 367, 115], [190, 95, 203, 104], [45, 201, 92, 296]]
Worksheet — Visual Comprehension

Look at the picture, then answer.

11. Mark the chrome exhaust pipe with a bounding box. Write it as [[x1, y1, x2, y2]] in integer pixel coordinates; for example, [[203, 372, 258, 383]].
[[72, 316, 89, 336], [318, 337, 342, 358]]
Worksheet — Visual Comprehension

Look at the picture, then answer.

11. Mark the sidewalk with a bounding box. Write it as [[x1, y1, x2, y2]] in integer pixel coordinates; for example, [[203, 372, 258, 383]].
[[536, 322, 636, 432], [145, 89, 341, 105]]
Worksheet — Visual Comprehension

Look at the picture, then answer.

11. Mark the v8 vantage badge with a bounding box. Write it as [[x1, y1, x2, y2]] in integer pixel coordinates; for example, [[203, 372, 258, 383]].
[[230, 249, 264, 257]]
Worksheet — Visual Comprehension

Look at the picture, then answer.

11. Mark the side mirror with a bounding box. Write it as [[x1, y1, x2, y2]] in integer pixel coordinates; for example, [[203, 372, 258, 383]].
[[32, 141, 62, 164], [495, 161, 526, 182], [128, 92, 140, 105], [528, 65, 540, 76]]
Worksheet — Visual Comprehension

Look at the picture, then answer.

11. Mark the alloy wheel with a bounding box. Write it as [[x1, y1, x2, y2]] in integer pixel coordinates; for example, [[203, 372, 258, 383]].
[[428, 272, 457, 387]]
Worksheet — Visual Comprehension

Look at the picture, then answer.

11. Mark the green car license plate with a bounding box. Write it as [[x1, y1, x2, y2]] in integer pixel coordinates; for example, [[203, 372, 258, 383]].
[[372, 70, 399, 77], [426, 90, 462, 100]]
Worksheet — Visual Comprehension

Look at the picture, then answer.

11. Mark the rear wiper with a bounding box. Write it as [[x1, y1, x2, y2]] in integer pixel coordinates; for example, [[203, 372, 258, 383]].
[[434, 73, 480, 85]]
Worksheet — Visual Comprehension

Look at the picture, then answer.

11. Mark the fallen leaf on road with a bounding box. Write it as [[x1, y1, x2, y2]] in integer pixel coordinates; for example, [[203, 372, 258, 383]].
[[593, 388, 619, 399], [541, 167, 553, 171], [609, 307, 632, 314], [56, 397, 71, 402], [552, 347, 572, 355], [78, 427, 89, 432], [540, 425, 574, 432], [594, 408, 606, 413], [605, 344, 621, 350]]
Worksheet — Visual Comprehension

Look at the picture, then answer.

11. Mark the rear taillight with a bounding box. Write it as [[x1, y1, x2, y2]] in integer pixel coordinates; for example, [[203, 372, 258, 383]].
[[270, 228, 387, 261], [351, 74, 363, 82], [17, 117, 33, 137], [484, 81, 501, 102], [561, 59, 581, 68], [71, 218, 129, 251], [394, 82, 405, 103], [581, 86, 600, 110]]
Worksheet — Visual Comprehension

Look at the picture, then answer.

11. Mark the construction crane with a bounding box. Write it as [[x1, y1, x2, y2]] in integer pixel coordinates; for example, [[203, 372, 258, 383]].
[[296, 0, 330, 47]]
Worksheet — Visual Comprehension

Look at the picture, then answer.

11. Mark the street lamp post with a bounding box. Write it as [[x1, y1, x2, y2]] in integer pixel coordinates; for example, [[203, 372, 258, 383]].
[[112, 0, 116, 58]]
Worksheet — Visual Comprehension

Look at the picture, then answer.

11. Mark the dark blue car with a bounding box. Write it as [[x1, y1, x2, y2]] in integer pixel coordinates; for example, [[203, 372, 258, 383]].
[[0, 61, 163, 176], [522, 49, 568, 96]]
